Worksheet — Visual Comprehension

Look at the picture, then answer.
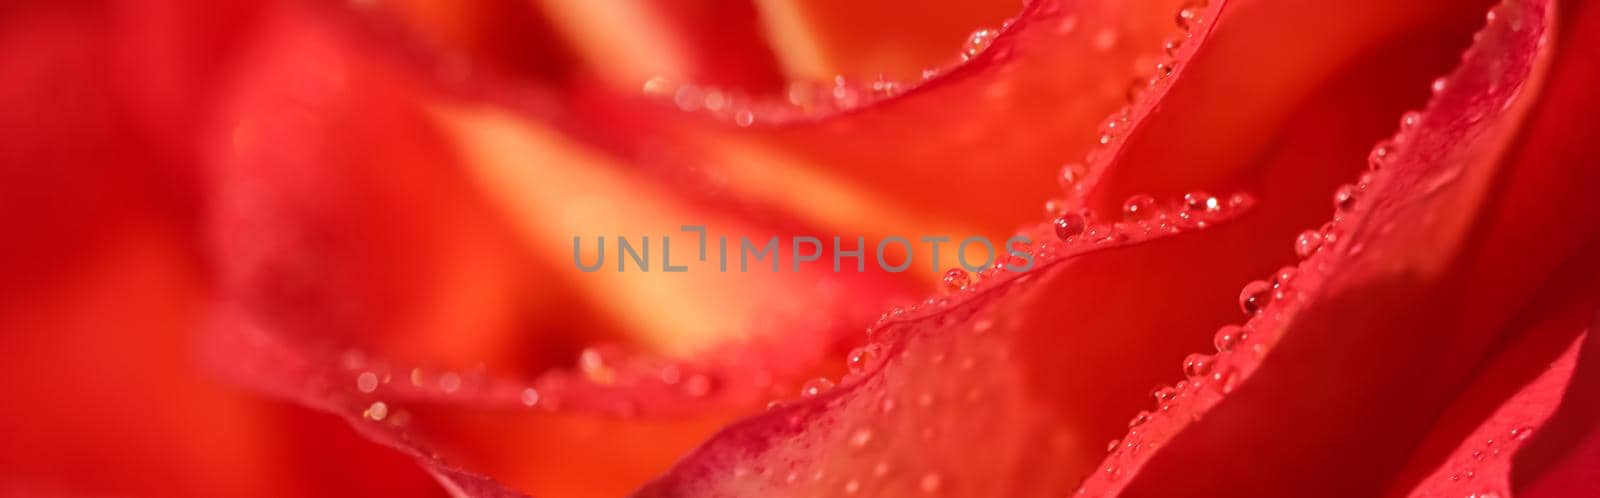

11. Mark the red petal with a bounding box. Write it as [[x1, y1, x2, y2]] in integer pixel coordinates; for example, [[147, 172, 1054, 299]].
[[205, 4, 918, 496], [1515, 314, 1600, 496], [750, 0, 1021, 81], [1081, 0, 1600, 496], [636, 197, 1261, 498], [633, 0, 1528, 494]]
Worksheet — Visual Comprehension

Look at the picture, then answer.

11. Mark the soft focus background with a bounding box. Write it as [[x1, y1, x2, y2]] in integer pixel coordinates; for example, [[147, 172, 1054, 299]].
[[0, 1, 1028, 495]]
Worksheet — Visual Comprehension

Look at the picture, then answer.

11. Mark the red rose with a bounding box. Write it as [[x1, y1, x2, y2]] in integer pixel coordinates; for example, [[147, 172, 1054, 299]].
[[2, 0, 1597, 496]]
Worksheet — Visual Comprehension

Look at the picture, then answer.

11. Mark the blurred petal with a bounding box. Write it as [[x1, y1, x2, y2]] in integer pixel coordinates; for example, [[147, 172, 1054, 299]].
[[0, 4, 439, 496], [751, 0, 1019, 81], [207, 3, 920, 496]]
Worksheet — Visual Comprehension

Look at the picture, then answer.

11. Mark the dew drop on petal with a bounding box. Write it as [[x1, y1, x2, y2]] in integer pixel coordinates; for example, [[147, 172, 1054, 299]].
[[1183, 353, 1214, 378], [1054, 213, 1088, 240], [1182, 191, 1221, 214], [1214, 325, 1244, 352], [849, 427, 874, 448], [1152, 386, 1177, 403], [1294, 229, 1325, 258], [801, 378, 836, 397], [1122, 194, 1158, 221], [1058, 162, 1087, 190], [962, 29, 998, 60], [1401, 111, 1423, 129], [1176, 1, 1206, 31], [847, 344, 883, 374], [1272, 266, 1299, 294], [1044, 198, 1068, 216], [438, 371, 462, 393], [1333, 184, 1360, 212], [1368, 140, 1396, 169], [1511, 426, 1535, 440], [356, 371, 379, 393], [943, 268, 972, 293], [1128, 410, 1153, 428], [683, 374, 714, 398], [520, 387, 541, 406], [1239, 280, 1273, 316], [363, 401, 389, 421], [1163, 37, 1185, 57]]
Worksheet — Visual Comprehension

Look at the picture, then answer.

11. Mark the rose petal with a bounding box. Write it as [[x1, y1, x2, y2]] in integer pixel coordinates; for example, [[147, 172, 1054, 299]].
[[207, 4, 921, 496], [0, 4, 444, 496], [1393, 292, 1597, 497], [1078, 0, 1600, 496], [597, 0, 1199, 255], [632, 0, 1530, 495], [635, 196, 1260, 498], [1515, 313, 1600, 496], [751, 0, 1021, 81]]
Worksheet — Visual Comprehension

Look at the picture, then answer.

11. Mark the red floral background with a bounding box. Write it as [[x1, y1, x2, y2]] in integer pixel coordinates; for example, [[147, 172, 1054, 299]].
[[2, 0, 1597, 496]]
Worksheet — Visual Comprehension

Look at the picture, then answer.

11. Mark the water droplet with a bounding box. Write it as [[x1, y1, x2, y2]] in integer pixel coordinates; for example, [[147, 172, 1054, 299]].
[[1093, 29, 1119, 51], [800, 378, 835, 397], [1122, 194, 1158, 221], [1368, 140, 1396, 169], [674, 85, 705, 111], [1044, 198, 1068, 216], [520, 387, 541, 406], [849, 427, 874, 448], [1155, 62, 1176, 79], [1401, 111, 1423, 129], [1183, 353, 1214, 378], [1510, 426, 1534, 440], [1182, 191, 1221, 214], [356, 371, 379, 393], [919, 473, 944, 494], [943, 268, 972, 293], [363, 401, 389, 421], [1152, 386, 1178, 403], [1294, 230, 1325, 258], [1058, 163, 1087, 191], [1128, 410, 1153, 428], [438, 371, 462, 393], [1333, 184, 1360, 212], [684, 374, 714, 397], [1431, 77, 1450, 94], [1163, 38, 1185, 57], [847, 344, 883, 373], [1271, 266, 1299, 295], [1054, 213, 1088, 240], [642, 76, 671, 96], [1214, 325, 1244, 352], [962, 29, 998, 60], [1239, 280, 1272, 316], [843, 479, 861, 495], [1176, 2, 1207, 31]]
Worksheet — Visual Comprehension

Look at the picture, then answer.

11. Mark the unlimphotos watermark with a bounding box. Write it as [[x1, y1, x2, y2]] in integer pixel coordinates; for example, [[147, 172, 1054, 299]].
[[572, 225, 1034, 274]]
